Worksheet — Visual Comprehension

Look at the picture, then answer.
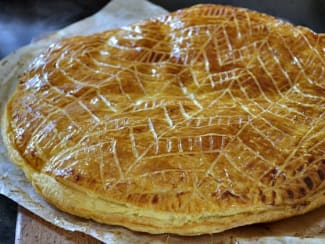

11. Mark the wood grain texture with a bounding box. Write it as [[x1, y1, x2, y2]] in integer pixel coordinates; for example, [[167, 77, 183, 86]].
[[15, 206, 101, 244]]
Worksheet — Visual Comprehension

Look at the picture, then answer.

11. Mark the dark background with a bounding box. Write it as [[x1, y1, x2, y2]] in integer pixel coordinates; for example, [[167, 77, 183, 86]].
[[0, 0, 324, 243]]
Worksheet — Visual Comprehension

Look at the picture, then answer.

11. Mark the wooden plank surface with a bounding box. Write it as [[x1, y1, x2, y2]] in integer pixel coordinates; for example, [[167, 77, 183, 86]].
[[15, 206, 102, 244]]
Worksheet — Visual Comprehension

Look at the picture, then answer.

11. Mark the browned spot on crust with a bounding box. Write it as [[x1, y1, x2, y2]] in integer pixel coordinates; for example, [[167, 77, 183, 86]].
[[40, 84, 50, 91], [317, 169, 325, 180], [30, 148, 36, 157], [127, 194, 132, 201], [133, 125, 147, 133], [261, 194, 266, 203], [221, 191, 240, 200], [271, 168, 278, 175], [296, 165, 304, 172], [177, 191, 186, 197], [139, 194, 148, 204], [271, 191, 276, 205], [303, 177, 313, 190], [299, 187, 306, 197], [259, 189, 267, 203], [261, 168, 278, 185], [307, 156, 315, 164], [152, 195, 159, 204], [287, 189, 294, 199], [179, 175, 185, 182], [74, 174, 81, 181]]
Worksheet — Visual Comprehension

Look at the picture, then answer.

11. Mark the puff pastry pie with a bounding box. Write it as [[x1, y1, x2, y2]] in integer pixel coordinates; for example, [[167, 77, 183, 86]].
[[2, 4, 325, 235]]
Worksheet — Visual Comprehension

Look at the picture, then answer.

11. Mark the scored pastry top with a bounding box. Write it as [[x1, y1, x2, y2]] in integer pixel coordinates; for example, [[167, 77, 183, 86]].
[[3, 4, 325, 234]]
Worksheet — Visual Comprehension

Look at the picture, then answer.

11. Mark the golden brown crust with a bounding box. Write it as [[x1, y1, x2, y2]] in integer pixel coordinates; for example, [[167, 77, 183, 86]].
[[2, 4, 325, 235]]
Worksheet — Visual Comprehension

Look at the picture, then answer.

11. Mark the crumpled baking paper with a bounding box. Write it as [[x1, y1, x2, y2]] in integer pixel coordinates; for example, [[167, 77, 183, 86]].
[[0, 0, 324, 243]]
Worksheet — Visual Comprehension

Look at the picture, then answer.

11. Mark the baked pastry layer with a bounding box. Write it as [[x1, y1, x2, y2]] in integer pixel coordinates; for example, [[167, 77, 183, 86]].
[[2, 4, 325, 235]]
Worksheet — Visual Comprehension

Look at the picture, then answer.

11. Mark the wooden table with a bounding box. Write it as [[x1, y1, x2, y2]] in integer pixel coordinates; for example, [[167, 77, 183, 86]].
[[15, 206, 101, 244]]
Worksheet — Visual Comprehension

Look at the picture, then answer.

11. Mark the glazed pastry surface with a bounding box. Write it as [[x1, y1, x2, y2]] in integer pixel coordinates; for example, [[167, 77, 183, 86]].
[[2, 4, 325, 235]]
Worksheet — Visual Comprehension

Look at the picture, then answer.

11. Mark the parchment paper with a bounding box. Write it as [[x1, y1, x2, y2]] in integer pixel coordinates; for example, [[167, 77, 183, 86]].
[[0, 0, 324, 243]]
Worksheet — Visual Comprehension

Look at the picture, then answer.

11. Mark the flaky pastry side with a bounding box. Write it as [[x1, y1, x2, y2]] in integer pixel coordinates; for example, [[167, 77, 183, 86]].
[[2, 4, 325, 235]]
